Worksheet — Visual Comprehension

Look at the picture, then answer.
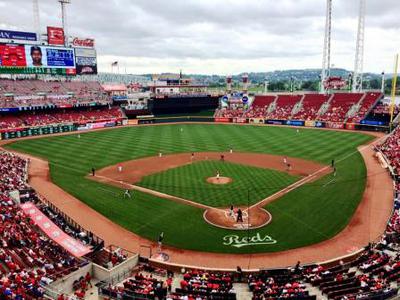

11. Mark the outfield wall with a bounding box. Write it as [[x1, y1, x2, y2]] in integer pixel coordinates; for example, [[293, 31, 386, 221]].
[[0, 115, 391, 140]]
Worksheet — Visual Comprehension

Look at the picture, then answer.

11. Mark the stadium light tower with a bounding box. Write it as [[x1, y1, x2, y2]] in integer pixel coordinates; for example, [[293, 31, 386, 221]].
[[321, 0, 332, 94], [58, 0, 71, 46], [352, 0, 366, 92], [32, 0, 41, 39]]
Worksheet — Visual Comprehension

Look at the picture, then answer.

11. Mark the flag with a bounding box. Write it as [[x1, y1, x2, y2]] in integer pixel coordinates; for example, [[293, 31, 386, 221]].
[[111, 61, 118, 67]]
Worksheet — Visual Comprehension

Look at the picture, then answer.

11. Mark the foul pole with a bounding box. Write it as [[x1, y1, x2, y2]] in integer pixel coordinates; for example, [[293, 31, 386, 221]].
[[321, 0, 332, 93], [389, 54, 398, 131]]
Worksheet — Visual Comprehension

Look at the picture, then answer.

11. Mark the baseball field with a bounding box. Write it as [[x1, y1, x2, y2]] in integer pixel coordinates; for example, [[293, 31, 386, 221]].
[[5, 124, 374, 254]]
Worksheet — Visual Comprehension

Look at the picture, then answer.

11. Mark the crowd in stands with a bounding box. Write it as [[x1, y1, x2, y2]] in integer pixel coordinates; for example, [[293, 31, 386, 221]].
[[372, 103, 400, 116], [0, 106, 123, 129], [0, 79, 109, 108], [292, 94, 330, 121], [218, 92, 383, 124], [214, 107, 245, 118], [267, 95, 302, 120], [103, 273, 168, 300], [175, 270, 235, 299], [378, 126, 400, 176], [347, 92, 382, 123], [248, 270, 312, 299], [0, 152, 87, 300], [317, 93, 364, 123]]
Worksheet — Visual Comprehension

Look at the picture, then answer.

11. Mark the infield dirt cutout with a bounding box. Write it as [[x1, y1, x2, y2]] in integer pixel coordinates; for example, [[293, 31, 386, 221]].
[[91, 151, 330, 230], [206, 176, 232, 185]]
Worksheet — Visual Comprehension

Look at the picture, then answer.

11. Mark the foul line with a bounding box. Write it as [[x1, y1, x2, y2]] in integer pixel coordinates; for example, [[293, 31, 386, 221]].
[[93, 174, 215, 211], [248, 134, 388, 211]]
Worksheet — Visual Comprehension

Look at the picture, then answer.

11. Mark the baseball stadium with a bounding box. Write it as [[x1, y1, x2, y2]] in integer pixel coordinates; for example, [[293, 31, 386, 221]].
[[0, 1, 400, 300]]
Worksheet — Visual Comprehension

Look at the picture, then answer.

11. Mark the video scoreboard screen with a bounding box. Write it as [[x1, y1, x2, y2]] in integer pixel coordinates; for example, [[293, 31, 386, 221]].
[[0, 43, 76, 75]]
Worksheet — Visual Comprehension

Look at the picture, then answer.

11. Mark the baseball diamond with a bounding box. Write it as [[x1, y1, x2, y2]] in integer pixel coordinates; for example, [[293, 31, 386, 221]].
[[4, 124, 389, 256], [1, 1, 400, 299]]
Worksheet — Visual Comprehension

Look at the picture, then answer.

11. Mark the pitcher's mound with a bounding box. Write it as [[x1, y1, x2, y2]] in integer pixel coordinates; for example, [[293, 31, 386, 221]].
[[206, 176, 232, 185]]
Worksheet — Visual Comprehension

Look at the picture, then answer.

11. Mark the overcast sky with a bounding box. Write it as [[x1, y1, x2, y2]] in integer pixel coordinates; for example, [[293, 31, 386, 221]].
[[0, 0, 399, 75]]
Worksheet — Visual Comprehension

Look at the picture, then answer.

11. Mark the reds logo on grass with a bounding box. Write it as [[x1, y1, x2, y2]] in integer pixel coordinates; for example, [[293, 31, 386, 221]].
[[223, 233, 277, 248]]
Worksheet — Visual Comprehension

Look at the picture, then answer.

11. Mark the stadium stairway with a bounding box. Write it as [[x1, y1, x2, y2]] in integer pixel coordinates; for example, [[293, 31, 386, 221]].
[[345, 93, 366, 122], [266, 95, 279, 115], [291, 94, 305, 117], [317, 94, 334, 119], [233, 283, 253, 300], [304, 282, 327, 300]]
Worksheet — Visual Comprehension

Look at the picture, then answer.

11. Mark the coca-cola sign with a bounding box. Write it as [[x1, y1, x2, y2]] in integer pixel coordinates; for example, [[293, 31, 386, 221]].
[[72, 37, 95, 48]]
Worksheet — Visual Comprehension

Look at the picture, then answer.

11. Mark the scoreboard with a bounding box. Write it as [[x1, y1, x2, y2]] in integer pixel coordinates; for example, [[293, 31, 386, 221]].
[[0, 43, 76, 75]]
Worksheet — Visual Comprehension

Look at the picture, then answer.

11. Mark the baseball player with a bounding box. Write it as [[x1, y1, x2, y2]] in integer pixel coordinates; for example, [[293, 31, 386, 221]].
[[216, 170, 220, 180], [123, 189, 131, 198], [236, 209, 243, 223], [158, 232, 164, 253], [229, 204, 234, 217], [118, 165, 123, 173]]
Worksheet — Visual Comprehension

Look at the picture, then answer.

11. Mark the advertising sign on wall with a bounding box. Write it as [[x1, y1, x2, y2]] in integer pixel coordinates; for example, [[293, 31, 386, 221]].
[[74, 47, 97, 75], [47, 27, 65, 45], [21, 202, 91, 257], [305, 120, 315, 127], [0, 29, 37, 41], [215, 117, 230, 123], [286, 120, 304, 127], [71, 37, 95, 48]]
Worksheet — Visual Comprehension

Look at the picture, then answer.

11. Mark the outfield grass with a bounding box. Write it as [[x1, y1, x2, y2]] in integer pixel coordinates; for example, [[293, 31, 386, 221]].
[[5, 124, 373, 253], [138, 160, 299, 207]]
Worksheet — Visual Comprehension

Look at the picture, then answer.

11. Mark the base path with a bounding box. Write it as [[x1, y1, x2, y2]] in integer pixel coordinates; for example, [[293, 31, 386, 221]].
[[2, 130, 394, 270]]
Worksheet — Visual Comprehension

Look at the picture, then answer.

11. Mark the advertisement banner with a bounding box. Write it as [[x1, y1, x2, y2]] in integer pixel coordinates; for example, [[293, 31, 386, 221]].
[[76, 56, 97, 75], [266, 119, 285, 125], [249, 118, 265, 124], [326, 122, 344, 129], [233, 117, 247, 123], [323, 76, 348, 90], [305, 120, 315, 127], [20, 202, 91, 257], [345, 123, 356, 130], [75, 48, 96, 57], [360, 120, 384, 126], [286, 120, 304, 127], [47, 27, 65, 45], [0, 43, 76, 75], [314, 121, 325, 128], [71, 37, 95, 48], [215, 117, 230, 123], [75, 47, 97, 75], [0, 29, 37, 41]]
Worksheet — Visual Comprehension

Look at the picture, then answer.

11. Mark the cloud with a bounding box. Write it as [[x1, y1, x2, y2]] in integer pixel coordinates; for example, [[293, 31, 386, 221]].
[[0, 0, 399, 74]]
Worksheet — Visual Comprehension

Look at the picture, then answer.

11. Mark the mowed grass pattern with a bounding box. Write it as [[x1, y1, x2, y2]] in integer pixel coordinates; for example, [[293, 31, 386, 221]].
[[138, 160, 299, 207], [5, 124, 373, 254]]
